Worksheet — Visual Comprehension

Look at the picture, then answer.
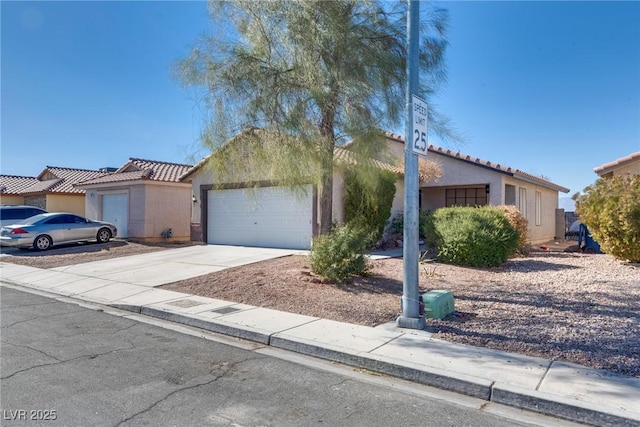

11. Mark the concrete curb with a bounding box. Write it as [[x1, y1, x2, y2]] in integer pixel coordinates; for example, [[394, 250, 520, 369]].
[[138, 305, 271, 345], [270, 334, 493, 400], [490, 383, 640, 427], [492, 382, 640, 427]]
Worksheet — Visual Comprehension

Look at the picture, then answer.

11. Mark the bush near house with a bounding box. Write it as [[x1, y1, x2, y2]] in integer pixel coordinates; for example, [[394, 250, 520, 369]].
[[309, 224, 373, 283], [575, 175, 640, 262], [434, 206, 520, 267], [388, 210, 437, 245], [344, 169, 396, 242], [496, 205, 530, 256]]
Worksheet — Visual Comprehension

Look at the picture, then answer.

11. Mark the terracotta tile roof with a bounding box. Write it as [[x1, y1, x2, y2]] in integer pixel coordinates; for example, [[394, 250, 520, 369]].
[[77, 158, 193, 186], [594, 151, 640, 175], [384, 132, 570, 193], [0, 175, 39, 195], [124, 158, 193, 182], [19, 167, 109, 195], [22, 179, 63, 194], [180, 145, 405, 182], [333, 147, 403, 174]]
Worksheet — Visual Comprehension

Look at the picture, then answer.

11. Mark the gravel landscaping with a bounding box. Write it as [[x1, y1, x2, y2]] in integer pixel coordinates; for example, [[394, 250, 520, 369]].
[[161, 249, 640, 378]]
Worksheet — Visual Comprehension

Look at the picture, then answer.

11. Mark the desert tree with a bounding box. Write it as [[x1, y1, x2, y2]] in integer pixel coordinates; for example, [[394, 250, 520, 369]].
[[176, 0, 454, 235]]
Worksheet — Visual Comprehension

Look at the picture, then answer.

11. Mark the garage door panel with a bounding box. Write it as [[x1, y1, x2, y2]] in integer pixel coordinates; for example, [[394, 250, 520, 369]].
[[102, 194, 128, 238], [207, 186, 312, 249]]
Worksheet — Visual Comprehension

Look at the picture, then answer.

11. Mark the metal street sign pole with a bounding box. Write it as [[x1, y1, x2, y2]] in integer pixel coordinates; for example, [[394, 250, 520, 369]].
[[397, 0, 425, 330]]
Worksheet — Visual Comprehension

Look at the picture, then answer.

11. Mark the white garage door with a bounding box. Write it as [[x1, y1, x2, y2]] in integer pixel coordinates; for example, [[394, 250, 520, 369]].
[[207, 185, 313, 249], [102, 194, 128, 238]]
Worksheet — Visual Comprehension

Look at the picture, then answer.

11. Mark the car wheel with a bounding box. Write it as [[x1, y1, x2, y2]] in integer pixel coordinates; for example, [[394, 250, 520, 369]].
[[97, 228, 112, 243], [33, 235, 52, 251]]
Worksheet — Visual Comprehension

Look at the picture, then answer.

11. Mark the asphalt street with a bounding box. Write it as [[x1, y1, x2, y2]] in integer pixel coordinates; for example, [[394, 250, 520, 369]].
[[1, 285, 572, 427]]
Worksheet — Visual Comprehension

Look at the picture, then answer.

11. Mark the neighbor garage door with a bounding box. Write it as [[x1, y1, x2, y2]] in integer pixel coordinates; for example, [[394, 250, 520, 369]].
[[102, 194, 128, 238], [207, 185, 313, 249]]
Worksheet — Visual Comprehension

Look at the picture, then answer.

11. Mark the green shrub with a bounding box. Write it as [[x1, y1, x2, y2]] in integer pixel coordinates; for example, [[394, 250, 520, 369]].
[[575, 175, 640, 262], [344, 169, 396, 242], [496, 205, 529, 256], [434, 206, 520, 267], [419, 210, 436, 245], [388, 210, 436, 245], [309, 225, 372, 283], [388, 211, 404, 234]]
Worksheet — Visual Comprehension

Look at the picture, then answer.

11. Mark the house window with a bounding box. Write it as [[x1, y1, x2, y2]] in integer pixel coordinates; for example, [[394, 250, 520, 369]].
[[505, 184, 516, 205], [445, 188, 487, 207], [535, 191, 542, 226], [518, 188, 527, 218]]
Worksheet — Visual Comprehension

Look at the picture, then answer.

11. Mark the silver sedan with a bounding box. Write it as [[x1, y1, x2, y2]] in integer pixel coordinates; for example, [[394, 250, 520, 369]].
[[0, 212, 117, 251]]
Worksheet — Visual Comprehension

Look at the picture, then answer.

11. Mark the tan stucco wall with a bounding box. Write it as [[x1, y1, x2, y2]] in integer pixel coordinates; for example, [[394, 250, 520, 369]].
[[0, 195, 25, 205], [127, 185, 147, 239], [46, 194, 86, 215], [84, 182, 190, 241], [141, 183, 191, 241], [502, 176, 559, 244], [609, 159, 640, 177], [332, 171, 345, 225]]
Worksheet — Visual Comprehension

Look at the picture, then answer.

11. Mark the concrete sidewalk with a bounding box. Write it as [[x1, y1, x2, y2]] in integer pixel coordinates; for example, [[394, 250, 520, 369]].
[[1, 261, 638, 427]]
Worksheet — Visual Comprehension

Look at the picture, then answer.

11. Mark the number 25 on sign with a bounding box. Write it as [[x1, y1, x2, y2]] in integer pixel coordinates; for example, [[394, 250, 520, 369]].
[[412, 95, 428, 157]]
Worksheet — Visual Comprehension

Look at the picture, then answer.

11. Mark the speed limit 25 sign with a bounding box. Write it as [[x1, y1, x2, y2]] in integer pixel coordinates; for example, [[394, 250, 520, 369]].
[[411, 95, 428, 157]]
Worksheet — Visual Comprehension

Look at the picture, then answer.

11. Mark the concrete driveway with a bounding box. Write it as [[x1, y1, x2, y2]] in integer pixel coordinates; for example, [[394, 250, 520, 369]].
[[49, 245, 304, 287]]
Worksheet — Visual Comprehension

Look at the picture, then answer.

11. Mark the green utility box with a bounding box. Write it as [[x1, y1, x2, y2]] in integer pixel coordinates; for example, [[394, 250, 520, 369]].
[[422, 290, 455, 319]]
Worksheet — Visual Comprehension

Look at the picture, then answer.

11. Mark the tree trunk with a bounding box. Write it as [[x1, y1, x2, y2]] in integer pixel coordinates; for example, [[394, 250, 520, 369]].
[[318, 104, 336, 235], [318, 141, 334, 235]]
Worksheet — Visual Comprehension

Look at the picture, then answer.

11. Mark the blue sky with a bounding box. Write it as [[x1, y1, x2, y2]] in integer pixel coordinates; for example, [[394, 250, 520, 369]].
[[2, 1, 639, 208]]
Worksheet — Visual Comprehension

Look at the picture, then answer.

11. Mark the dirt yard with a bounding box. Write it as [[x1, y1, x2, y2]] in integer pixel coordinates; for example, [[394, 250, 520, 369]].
[[0, 240, 192, 269], [2, 240, 638, 378]]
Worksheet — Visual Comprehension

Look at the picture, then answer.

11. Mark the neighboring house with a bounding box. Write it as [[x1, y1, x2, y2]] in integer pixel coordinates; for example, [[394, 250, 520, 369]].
[[0, 175, 39, 205], [594, 151, 640, 178], [183, 131, 569, 249], [1, 167, 109, 215], [77, 158, 193, 241]]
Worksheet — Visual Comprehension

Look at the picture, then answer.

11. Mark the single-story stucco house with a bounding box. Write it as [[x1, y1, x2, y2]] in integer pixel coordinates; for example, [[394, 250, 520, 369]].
[[594, 151, 640, 178], [0, 167, 110, 215], [76, 158, 193, 241], [182, 131, 569, 249], [382, 133, 570, 244], [0, 175, 40, 205]]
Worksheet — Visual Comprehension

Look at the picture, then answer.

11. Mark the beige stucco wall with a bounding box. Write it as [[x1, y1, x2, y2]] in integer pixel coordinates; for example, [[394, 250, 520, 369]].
[[502, 176, 559, 244], [609, 159, 640, 177], [46, 194, 86, 215], [141, 183, 191, 241], [84, 182, 190, 241], [331, 171, 345, 225], [0, 195, 25, 205], [127, 185, 147, 239]]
